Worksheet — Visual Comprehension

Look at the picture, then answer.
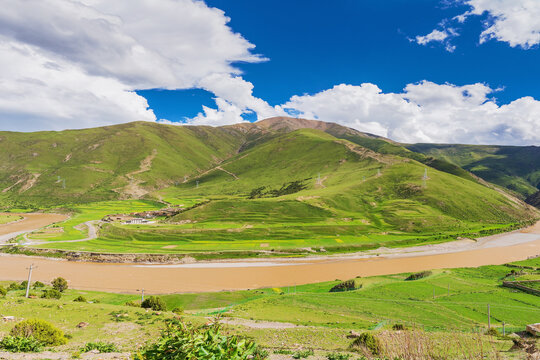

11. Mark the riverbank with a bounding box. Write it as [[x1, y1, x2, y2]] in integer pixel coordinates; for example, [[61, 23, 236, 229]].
[[0, 221, 539, 293]]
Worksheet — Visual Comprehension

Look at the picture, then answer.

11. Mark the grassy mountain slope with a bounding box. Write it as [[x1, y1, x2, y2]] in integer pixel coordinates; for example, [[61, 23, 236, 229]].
[[167, 128, 535, 227], [49, 127, 537, 255], [0, 121, 245, 208], [407, 143, 540, 200]]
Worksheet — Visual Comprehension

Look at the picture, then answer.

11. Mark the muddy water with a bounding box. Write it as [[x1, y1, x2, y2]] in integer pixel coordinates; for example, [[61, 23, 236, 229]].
[[1, 228, 539, 294], [0, 213, 68, 243]]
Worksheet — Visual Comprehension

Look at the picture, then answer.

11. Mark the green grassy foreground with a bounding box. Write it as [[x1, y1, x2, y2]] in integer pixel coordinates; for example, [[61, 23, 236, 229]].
[[1, 259, 538, 358]]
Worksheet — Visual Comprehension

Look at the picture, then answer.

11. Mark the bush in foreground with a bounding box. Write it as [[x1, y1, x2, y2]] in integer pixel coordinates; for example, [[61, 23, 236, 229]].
[[0, 286, 6, 297], [405, 271, 432, 281], [141, 296, 167, 311], [73, 295, 87, 303], [81, 341, 119, 353], [329, 280, 359, 293], [10, 319, 67, 346], [138, 319, 267, 360], [32, 281, 45, 289], [41, 289, 62, 299], [0, 335, 43, 353], [52, 277, 68, 292], [350, 332, 381, 355]]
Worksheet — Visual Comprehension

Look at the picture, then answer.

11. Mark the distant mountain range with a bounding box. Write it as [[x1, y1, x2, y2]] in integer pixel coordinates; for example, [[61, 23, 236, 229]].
[[0, 117, 538, 227]]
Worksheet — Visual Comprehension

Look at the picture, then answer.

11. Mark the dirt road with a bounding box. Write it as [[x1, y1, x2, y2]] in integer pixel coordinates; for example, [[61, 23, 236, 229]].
[[0, 221, 538, 294]]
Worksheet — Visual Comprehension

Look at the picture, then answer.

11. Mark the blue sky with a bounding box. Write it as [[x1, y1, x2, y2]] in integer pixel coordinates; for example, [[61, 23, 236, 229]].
[[0, 0, 539, 145], [140, 0, 539, 122]]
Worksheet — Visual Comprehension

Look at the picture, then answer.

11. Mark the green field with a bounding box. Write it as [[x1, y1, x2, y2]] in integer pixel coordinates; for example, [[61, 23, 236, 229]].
[[0, 214, 21, 225], [24, 200, 162, 242], [1, 259, 538, 357]]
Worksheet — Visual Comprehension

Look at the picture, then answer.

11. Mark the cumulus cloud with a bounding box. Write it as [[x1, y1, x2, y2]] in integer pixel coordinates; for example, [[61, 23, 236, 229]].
[[466, 0, 540, 48], [280, 81, 540, 145], [416, 0, 540, 50], [0, 0, 269, 130], [414, 28, 457, 52]]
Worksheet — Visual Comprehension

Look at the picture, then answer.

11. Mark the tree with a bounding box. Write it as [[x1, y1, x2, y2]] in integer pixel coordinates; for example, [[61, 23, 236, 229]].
[[51, 277, 68, 292]]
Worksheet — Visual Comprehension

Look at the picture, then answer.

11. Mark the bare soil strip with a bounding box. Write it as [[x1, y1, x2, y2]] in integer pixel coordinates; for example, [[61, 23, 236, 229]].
[[0, 221, 538, 294]]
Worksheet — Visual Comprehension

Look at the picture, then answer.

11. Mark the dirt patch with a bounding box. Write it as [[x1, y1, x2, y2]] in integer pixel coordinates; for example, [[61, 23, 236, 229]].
[[162, 245, 177, 249], [116, 149, 157, 199], [83, 165, 113, 174], [19, 173, 40, 193], [63, 153, 72, 162]]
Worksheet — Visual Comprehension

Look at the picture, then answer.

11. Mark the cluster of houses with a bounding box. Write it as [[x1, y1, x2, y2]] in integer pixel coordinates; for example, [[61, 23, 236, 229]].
[[102, 206, 184, 225]]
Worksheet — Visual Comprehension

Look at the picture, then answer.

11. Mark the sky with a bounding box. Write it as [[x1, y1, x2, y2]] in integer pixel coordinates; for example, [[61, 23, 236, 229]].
[[0, 0, 539, 145]]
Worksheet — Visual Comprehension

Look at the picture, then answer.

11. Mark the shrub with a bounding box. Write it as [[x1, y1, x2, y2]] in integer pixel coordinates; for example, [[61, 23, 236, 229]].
[[80, 341, 119, 353], [139, 319, 267, 360], [0, 335, 42, 353], [41, 289, 62, 299], [392, 323, 406, 331], [52, 277, 68, 292], [32, 281, 45, 289], [350, 332, 381, 355], [141, 296, 167, 311], [326, 352, 351, 360], [274, 349, 293, 355], [19, 281, 28, 290], [7, 282, 20, 291], [73, 295, 87, 303], [405, 271, 432, 281], [0, 286, 6, 297], [292, 349, 314, 359], [172, 307, 183, 315], [485, 328, 499, 336], [125, 300, 140, 307], [10, 319, 67, 346], [329, 280, 358, 292]]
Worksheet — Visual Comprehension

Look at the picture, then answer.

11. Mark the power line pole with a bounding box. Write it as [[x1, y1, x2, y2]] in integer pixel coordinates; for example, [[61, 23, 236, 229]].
[[196, 180, 199, 189], [487, 304, 491, 329], [137, 288, 145, 303], [25, 264, 36, 298]]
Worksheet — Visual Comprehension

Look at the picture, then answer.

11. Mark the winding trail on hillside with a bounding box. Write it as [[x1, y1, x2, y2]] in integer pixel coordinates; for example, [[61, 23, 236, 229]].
[[0, 218, 539, 294]]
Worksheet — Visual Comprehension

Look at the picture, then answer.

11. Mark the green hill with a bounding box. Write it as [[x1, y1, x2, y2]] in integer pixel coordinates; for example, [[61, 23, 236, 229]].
[[407, 143, 540, 201], [1, 117, 538, 255], [0, 121, 245, 208]]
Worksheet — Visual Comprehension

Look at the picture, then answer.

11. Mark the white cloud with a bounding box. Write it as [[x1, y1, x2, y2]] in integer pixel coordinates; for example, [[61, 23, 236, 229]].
[[0, 39, 155, 131], [417, 0, 540, 50], [0, 0, 268, 130], [185, 98, 247, 127], [466, 0, 540, 48], [416, 29, 450, 45], [280, 81, 540, 145]]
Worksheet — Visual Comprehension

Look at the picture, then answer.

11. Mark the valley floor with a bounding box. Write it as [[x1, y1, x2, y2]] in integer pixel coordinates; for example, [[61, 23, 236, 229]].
[[0, 221, 539, 293]]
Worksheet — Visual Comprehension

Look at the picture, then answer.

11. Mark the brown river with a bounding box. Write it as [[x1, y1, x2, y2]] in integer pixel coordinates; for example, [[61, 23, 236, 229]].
[[0, 214, 539, 294]]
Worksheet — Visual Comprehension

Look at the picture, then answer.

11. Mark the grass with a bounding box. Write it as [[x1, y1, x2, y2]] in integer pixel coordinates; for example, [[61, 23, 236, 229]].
[[24, 200, 162, 242], [0, 214, 22, 225], [407, 143, 540, 198], [0, 260, 537, 357], [0, 124, 535, 256]]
